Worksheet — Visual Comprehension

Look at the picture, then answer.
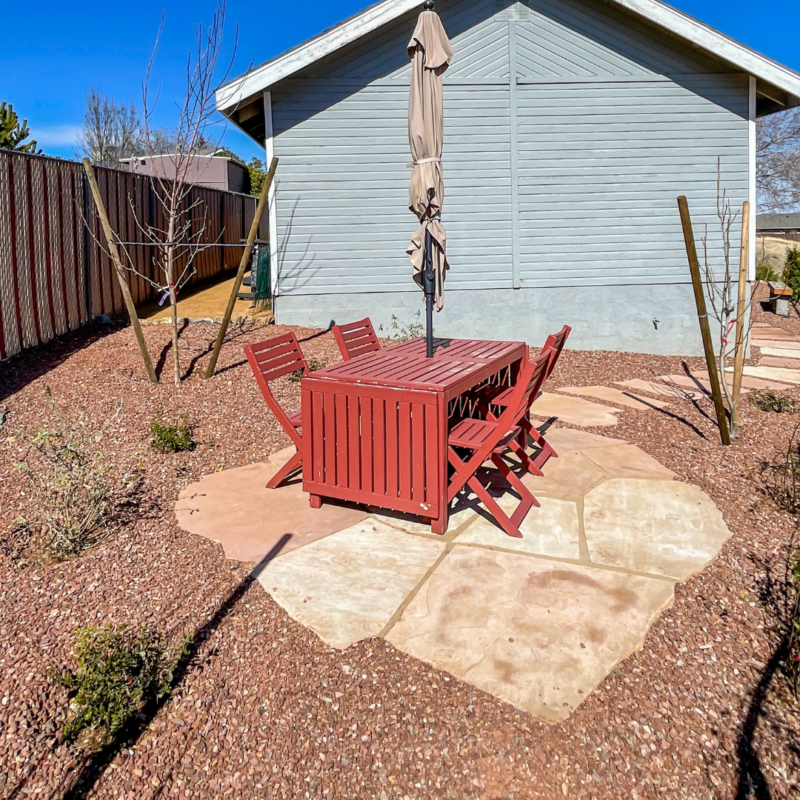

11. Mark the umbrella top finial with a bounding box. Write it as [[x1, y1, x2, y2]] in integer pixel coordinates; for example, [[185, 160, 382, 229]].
[[422, 0, 435, 10]]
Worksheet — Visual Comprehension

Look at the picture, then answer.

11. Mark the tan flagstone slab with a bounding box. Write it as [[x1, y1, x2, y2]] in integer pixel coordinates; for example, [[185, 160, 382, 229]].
[[258, 521, 445, 649], [656, 373, 770, 394], [456, 496, 581, 559], [530, 392, 621, 427], [522, 450, 607, 498], [751, 339, 800, 350], [690, 368, 791, 391], [582, 445, 676, 481], [613, 379, 685, 398], [760, 355, 800, 369], [727, 365, 800, 385], [369, 502, 476, 536], [557, 385, 670, 410], [387, 547, 675, 722], [175, 448, 368, 563], [584, 479, 731, 580], [543, 427, 626, 452], [750, 329, 800, 340]]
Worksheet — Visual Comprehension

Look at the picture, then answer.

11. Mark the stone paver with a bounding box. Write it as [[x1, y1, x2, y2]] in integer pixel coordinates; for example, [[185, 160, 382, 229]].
[[529, 392, 621, 427], [387, 547, 675, 722], [759, 346, 800, 360], [175, 448, 368, 563], [522, 450, 607, 497], [582, 444, 676, 480], [729, 365, 800, 385], [258, 521, 445, 649], [457, 496, 581, 559], [760, 355, 800, 369], [543, 427, 626, 452], [751, 339, 800, 350], [584, 479, 731, 580], [613, 378, 691, 399], [558, 385, 670, 410]]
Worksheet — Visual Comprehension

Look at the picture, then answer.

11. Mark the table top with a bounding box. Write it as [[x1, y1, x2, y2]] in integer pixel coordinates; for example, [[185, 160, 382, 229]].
[[307, 337, 526, 394]]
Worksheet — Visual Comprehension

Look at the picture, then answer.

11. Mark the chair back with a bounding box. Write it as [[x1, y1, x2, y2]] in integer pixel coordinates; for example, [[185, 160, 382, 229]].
[[498, 349, 554, 429], [244, 332, 307, 396], [541, 325, 571, 379], [332, 318, 381, 361]]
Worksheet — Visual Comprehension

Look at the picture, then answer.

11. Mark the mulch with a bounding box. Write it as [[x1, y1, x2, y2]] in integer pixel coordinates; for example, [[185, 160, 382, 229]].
[[1, 301, 799, 799]]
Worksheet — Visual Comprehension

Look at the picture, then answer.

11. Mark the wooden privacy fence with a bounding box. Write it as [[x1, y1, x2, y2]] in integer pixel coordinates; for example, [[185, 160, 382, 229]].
[[0, 149, 265, 361]]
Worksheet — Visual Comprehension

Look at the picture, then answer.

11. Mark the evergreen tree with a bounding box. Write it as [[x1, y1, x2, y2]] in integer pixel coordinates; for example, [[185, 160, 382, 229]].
[[0, 102, 39, 153]]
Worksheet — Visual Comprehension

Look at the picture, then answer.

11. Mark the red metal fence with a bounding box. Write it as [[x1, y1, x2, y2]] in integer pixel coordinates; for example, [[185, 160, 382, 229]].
[[0, 149, 264, 361]]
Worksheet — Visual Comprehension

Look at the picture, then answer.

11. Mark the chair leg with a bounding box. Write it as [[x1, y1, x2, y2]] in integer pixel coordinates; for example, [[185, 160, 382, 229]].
[[466, 474, 524, 538], [266, 449, 302, 489]]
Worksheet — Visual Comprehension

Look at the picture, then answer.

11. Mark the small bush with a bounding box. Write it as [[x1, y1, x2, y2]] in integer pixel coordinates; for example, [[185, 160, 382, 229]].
[[13, 428, 140, 561], [762, 426, 800, 514], [51, 625, 190, 751], [756, 263, 781, 283], [150, 413, 195, 453], [787, 554, 800, 697], [379, 311, 424, 342], [783, 248, 800, 302], [749, 388, 796, 413], [289, 356, 328, 383]]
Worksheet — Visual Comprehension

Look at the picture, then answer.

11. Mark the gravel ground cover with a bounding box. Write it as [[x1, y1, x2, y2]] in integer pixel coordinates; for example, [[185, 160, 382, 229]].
[[1, 298, 799, 799]]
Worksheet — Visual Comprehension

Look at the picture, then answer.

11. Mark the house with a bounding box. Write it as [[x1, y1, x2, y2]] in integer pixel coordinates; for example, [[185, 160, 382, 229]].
[[216, 0, 800, 353], [757, 213, 800, 236], [121, 149, 250, 194]]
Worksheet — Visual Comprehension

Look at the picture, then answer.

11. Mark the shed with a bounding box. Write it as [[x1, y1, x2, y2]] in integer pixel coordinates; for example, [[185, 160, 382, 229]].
[[217, 0, 800, 353], [121, 151, 250, 194]]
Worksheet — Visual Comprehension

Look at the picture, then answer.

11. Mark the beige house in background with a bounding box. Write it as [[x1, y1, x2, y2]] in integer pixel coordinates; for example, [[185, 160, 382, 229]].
[[120, 150, 250, 194]]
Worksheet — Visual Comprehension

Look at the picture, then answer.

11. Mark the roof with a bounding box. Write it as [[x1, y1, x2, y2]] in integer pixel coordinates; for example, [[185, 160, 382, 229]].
[[120, 152, 247, 167], [757, 213, 800, 231], [216, 0, 800, 115]]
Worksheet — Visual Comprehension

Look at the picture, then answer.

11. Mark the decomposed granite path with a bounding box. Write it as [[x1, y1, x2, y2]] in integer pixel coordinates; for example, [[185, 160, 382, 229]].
[[177, 426, 731, 723]]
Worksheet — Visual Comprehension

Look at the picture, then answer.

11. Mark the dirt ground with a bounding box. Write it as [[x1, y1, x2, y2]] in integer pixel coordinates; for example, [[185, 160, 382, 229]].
[[1, 297, 799, 799], [756, 234, 800, 272]]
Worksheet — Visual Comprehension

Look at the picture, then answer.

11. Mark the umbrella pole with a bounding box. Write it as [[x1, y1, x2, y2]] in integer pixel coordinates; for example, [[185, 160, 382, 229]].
[[424, 227, 434, 357]]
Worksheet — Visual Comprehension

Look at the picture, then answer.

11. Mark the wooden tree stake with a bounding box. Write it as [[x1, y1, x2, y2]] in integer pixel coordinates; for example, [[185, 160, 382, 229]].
[[732, 200, 750, 427], [82, 158, 157, 383], [205, 157, 278, 379], [677, 195, 732, 446]]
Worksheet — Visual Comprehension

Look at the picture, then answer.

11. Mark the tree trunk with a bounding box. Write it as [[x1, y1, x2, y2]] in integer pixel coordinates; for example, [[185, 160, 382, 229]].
[[167, 213, 180, 386]]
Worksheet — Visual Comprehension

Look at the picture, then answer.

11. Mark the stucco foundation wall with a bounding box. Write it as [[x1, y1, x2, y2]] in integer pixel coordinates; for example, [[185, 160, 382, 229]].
[[275, 283, 720, 356]]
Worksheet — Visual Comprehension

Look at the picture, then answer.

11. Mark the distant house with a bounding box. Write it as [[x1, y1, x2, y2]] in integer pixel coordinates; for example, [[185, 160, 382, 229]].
[[121, 149, 250, 194], [216, 0, 800, 354], [757, 214, 800, 236]]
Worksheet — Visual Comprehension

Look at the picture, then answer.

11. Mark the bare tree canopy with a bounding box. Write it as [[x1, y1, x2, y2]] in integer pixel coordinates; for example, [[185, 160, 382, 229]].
[[757, 107, 800, 213], [75, 88, 144, 168]]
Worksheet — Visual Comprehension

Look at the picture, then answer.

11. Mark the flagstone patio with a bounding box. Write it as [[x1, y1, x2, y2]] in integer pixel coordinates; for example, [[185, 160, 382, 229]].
[[177, 425, 731, 723]]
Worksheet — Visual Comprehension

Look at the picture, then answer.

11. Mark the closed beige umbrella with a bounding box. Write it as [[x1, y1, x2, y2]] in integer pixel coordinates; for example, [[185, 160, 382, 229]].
[[406, 3, 453, 317]]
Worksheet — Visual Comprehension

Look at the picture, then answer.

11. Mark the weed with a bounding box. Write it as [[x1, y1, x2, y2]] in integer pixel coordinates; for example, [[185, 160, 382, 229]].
[[51, 625, 190, 752], [150, 413, 195, 453], [756, 263, 782, 283], [13, 427, 141, 562], [379, 311, 424, 342], [749, 388, 796, 413], [289, 356, 328, 382]]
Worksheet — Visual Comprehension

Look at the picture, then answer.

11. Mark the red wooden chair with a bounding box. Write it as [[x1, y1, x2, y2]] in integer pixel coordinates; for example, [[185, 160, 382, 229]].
[[332, 318, 381, 361], [243, 332, 308, 489], [479, 325, 571, 471], [447, 350, 553, 538]]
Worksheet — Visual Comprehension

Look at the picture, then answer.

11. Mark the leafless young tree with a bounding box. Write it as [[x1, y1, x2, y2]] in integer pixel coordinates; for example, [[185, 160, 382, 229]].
[[700, 163, 753, 437], [75, 88, 144, 168], [104, 1, 238, 385], [758, 108, 800, 212]]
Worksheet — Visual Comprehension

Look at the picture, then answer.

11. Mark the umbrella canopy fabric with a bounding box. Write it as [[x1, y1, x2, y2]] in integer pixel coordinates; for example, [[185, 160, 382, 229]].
[[406, 9, 453, 312]]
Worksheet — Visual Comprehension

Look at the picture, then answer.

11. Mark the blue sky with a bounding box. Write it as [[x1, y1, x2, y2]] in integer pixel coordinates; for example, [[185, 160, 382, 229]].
[[2, 0, 799, 163]]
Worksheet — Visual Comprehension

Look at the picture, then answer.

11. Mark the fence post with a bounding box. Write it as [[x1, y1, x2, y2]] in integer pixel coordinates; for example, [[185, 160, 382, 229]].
[[82, 170, 92, 321]]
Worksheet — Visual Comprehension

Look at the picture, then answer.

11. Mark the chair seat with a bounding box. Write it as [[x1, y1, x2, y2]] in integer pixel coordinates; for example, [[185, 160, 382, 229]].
[[288, 410, 302, 427], [449, 418, 515, 450], [481, 384, 514, 406]]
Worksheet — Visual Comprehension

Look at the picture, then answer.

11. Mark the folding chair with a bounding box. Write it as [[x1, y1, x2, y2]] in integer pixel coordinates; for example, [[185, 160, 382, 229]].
[[332, 318, 381, 361], [479, 325, 571, 472], [447, 350, 553, 538], [243, 332, 308, 489]]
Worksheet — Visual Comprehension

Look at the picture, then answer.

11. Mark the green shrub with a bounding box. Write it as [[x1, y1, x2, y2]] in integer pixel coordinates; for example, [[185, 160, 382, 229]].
[[749, 388, 796, 413], [149, 413, 195, 453], [756, 263, 781, 282], [289, 356, 328, 382], [783, 248, 800, 302], [51, 625, 190, 751]]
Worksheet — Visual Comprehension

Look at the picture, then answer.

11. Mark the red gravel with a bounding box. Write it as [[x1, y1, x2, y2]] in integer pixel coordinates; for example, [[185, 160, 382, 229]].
[[1, 307, 799, 799]]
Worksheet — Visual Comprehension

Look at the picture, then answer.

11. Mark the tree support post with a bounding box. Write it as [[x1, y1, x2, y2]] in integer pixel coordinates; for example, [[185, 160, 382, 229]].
[[82, 158, 157, 383], [677, 195, 732, 446], [205, 157, 278, 379]]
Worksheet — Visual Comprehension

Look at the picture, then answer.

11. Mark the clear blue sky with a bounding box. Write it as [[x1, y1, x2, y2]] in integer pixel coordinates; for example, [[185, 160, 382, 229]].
[[2, 0, 799, 162]]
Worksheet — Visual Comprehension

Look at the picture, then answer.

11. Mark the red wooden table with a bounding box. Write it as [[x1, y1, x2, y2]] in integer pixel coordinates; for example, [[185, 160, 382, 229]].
[[300, 337, 527, 534]]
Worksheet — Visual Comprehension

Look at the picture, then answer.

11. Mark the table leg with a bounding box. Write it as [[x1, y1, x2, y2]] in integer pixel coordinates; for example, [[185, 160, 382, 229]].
[[309, 494, 322, 509], [434, 392, 449, 535]]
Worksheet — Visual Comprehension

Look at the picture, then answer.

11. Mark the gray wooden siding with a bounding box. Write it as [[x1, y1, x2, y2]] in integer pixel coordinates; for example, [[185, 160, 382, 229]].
[[271, 0, 749, 297]]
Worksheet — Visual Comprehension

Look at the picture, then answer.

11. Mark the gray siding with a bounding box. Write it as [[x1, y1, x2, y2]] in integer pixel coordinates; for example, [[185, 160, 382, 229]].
[[271, 0, 749, 304]]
